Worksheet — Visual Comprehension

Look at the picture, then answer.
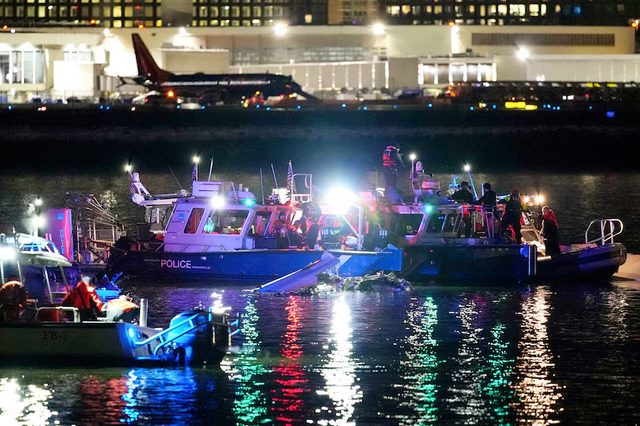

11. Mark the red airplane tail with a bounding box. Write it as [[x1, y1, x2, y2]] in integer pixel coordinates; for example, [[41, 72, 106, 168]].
[[132, 33, 173, 87]]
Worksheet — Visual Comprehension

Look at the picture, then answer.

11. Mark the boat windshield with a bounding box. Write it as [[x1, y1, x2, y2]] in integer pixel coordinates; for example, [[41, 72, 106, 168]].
[[426, 211, 458, 234], [251, 211, 272, 236], [202, 209, 250, 235]]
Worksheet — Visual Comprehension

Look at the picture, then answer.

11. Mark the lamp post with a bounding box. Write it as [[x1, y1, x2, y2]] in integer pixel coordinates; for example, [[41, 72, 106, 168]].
[[463, 165, 478, 199], [409, 153, 416, 184]]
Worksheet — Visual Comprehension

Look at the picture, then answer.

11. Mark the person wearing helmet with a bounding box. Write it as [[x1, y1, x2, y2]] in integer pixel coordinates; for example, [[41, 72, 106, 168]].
[[499, 189, 523, 243]]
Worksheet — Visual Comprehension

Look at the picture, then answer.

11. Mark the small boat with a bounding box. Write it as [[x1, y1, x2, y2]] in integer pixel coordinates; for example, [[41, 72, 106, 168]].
[[0, 304, 234, 367], [106, 172, 403, 283]]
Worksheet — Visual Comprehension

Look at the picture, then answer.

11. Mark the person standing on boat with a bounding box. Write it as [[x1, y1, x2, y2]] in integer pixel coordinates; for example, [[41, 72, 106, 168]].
[[478, 183, 497, 207], [271, 214, 290, 249], [61, 277, 104, 321], [304, 217, 321, 249], [451, 181, 474, 238], [382, 143, 404, 203], [499, 189, 523, 243], [541, 206, 561, 255]]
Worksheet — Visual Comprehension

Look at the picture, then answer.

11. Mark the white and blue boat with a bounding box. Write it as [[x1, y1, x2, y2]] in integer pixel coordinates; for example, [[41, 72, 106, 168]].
[[108, 176, 402, 282]]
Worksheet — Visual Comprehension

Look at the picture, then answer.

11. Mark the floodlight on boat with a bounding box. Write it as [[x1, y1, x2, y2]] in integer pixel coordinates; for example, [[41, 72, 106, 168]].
[[210, 196, 226, 209], [325, 187, 356, 213], [125, 164, 132, 173], [463, 164, 471, 172], [535, 194, 544, 205], [0, 246, 16, 260]]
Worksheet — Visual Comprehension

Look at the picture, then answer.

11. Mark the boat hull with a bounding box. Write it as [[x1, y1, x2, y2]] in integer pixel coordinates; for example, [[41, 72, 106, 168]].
[[0, 322, 158, 365], [536, 243, 627, 281], [111, 248, 403, 282], [401, 242, 627, 284]]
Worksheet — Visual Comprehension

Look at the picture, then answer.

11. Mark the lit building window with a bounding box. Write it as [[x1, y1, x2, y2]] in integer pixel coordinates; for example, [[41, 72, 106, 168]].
[[304, 13, 311, 23]]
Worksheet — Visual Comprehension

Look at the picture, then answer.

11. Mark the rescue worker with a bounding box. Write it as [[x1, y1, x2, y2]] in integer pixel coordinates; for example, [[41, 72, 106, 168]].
[[0, 280, 28, 321], [478, 183, 497, 207], [541, 206, 561, 256], [382, 143, 404, 203], [500, 189, 523, 243], [451, 181, 474, 238], [102, 295, 139, 323], [61, 277, 104, 321]]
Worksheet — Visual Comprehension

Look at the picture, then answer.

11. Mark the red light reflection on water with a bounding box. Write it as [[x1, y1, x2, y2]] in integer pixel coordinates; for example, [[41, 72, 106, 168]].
[[271, 295, 309, 423]]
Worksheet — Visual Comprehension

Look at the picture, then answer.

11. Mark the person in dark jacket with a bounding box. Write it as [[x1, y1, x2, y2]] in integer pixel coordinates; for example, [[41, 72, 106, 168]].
[[541, 205, 561, 255], [304, 217, 321, 249], [382, 143, 404, 203], [478, 182, 497, 207], [451, 181, 475, 237], [500, 189, 523, 243]]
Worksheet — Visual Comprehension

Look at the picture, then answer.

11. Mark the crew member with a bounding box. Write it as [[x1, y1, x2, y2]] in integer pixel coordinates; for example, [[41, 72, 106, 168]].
[[61, 277, 104, 321], [500, 189, 523, 243], [102, 295, 139, 323], [0, 281, 28, 321], [382, 143, 404, 203]]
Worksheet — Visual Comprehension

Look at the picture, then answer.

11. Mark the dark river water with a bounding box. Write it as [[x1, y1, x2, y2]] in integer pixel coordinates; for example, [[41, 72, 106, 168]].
[[1, 109, 640, 425]]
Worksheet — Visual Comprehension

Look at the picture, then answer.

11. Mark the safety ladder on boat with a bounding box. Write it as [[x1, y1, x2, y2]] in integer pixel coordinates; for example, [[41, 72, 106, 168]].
[[584, 219, 624, 245]]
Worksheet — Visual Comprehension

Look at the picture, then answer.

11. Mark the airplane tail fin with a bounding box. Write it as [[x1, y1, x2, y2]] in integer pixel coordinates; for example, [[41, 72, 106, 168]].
[[132, 33, 173, 86]]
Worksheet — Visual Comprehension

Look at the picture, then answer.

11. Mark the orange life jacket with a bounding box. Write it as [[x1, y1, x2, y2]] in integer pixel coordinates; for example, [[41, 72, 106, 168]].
[[0, 281, 28, 320], [61, 281, 103, 312]]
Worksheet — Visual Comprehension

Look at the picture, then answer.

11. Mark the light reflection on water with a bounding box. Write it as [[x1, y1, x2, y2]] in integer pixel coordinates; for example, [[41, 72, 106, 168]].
[[512, 286, 562, 425], [2, 284, 640, 425]]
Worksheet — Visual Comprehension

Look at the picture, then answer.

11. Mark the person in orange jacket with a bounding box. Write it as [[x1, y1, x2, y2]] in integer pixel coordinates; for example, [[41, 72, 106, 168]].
[[102, 295, 139, 323], [61, 277, 104, 321]]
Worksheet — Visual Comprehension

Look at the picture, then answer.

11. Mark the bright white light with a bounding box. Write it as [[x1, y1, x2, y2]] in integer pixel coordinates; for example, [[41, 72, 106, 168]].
[[125, 164, 132, 172], [463, 164, 471, 172], [103, 28, 111, 37], [34, 197, 42, 207], [210, 196, 226, 209], [0, 246, 16, 260], [325, 187, 355, 213], [179, 27, 187, 35], [274, 23, 288, 36], [517, 47, 529, 60], [410, 153, 416, 161], [372, 23, 385, 35], [193, 156, 200, 164], [33, 216, 45, 228], [535, 195, 544, 205]]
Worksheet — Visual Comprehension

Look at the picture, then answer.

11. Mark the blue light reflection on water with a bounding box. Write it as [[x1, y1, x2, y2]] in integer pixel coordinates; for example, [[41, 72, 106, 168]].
[[2, 285, 640, 425]]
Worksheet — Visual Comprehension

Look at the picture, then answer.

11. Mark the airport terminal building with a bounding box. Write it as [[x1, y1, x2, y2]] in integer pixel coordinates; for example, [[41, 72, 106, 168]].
[[0, 20, 638, 102]]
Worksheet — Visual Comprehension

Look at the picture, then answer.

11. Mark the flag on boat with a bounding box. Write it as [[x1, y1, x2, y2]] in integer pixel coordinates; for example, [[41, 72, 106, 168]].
[[287, 161, 296, 200], [191, 161, 198, 183]]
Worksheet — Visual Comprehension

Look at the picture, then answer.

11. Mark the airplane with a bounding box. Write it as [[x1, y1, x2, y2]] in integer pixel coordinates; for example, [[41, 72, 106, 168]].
[[131, 33, 318, 106]]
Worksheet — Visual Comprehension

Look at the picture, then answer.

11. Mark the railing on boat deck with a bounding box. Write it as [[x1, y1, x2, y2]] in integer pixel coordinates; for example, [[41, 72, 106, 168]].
[[585, 219, 624, 245], [132, 311, 238, 356]]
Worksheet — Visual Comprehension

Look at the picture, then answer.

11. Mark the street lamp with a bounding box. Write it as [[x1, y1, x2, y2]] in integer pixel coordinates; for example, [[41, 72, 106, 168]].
[[463, 164, 478, 199], [409, 154, 417, 184]]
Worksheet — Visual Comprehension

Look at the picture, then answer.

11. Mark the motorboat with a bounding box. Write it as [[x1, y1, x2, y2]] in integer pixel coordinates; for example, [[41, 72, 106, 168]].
[[106, 171, 403, 282], [376, 163, 627, 284], [0, 304, 235, 367]]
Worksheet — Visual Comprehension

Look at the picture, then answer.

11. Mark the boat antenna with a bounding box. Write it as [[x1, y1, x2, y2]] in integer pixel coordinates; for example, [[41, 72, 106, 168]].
[[271, 163, 278, 188], [230, 181, 239, 202], [168, 167, 184, 191], [208, 157, 214, 182], [260, 168, 265, 203]]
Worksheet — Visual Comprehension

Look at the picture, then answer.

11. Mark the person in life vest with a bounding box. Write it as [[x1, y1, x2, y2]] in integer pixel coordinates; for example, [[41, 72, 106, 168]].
[[0, 281, 28, 321], [61, 277, 104, 321], [102, 295, 139, 323], [382, 143, 405, 203]]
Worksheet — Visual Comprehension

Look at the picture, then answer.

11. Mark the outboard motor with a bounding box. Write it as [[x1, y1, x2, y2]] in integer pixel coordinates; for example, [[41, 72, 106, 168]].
[[167, 310, 230, 365]]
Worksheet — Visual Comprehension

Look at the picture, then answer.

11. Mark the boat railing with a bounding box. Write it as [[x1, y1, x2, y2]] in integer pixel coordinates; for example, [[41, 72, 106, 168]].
[[584, 219, 624, 245], [35, 306, 81, 323]]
